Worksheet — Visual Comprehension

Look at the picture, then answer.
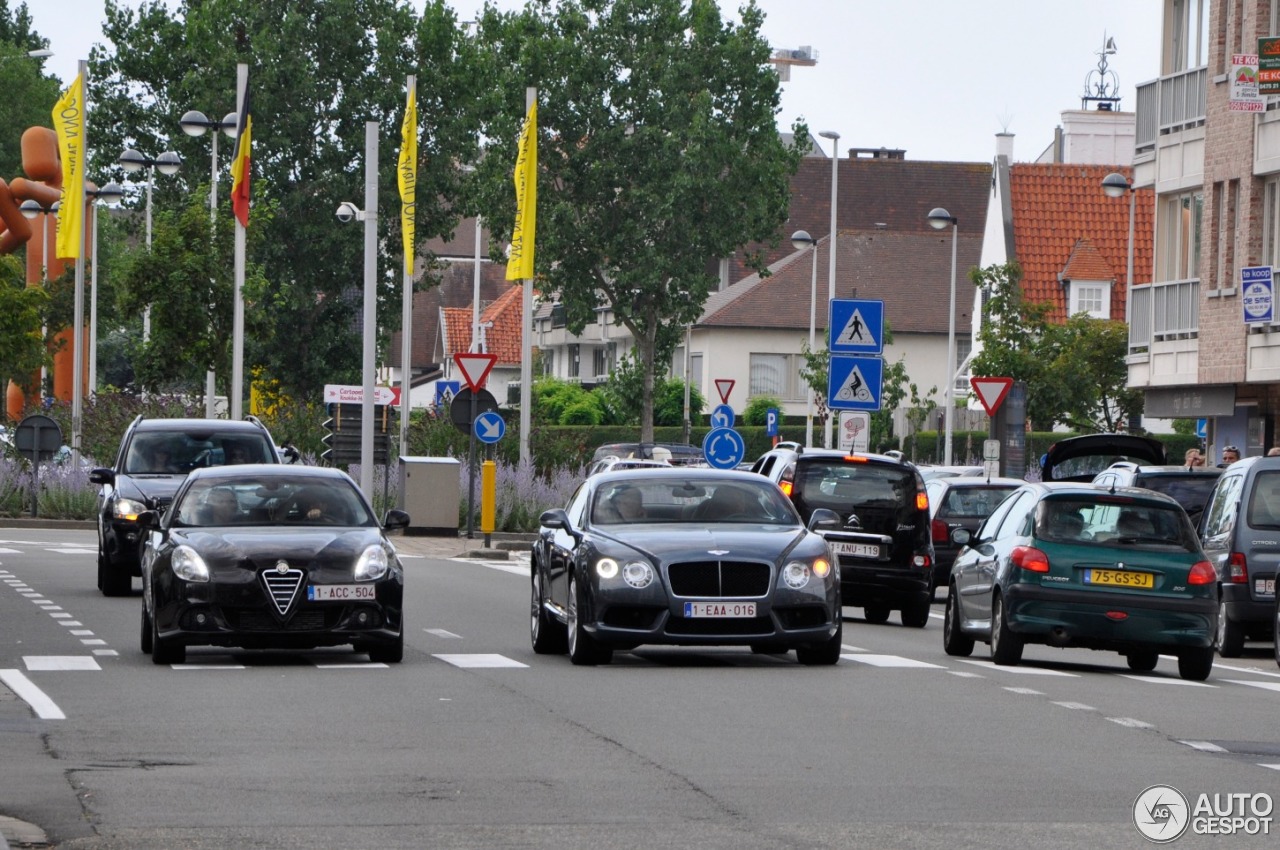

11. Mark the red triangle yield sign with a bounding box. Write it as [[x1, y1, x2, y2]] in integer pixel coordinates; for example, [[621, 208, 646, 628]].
[[714, 379, 735, 405], [454, 352, 498, 392], [969, 376, 1014, 417]]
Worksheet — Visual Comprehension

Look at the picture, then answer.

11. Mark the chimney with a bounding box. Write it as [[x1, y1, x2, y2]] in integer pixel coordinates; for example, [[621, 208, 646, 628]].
[[995, 132, 1014, 162]]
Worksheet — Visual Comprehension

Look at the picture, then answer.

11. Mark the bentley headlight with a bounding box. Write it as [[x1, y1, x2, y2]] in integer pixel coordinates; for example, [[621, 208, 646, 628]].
[[114, 498, 147, 521], [595, 558, 619, 579], [812, 558, 832, 579], [622, 561, 654, 589], [171, 545, 210, 583], [355, 545, 389, 581], [783, 561, 811, 589]]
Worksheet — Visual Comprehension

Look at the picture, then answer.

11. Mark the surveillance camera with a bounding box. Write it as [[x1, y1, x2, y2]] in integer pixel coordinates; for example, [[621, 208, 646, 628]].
[[335, 202, 358, 224]]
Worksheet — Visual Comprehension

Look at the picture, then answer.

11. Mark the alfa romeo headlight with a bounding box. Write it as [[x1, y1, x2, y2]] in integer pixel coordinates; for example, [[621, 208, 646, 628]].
[[171, 545, 210, 583], [114, 498, 146, 521], [783, 561, 811, 589], [622, 561, 654, 589], [355, 545, 389, 581]]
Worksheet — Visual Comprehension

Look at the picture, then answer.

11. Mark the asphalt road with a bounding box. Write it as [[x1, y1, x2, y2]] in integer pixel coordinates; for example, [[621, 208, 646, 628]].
[[1, 527, 1278, 849]]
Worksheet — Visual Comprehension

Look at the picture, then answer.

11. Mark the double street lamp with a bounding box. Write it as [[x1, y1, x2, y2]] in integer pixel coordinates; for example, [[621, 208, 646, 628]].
[[180, 108, 238, 418], [791, 229, 819, 448], [927, 207, 959, 466], [1101, 171, 1137, 329], [86, 182, 125, 394], [818, 130, 840, 448], [118, 148, 181, 342]]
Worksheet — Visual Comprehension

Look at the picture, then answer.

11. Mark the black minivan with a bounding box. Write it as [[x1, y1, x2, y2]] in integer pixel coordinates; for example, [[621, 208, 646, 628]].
[[752, 446, 933, 627], [1198, 456, 1280, 657]]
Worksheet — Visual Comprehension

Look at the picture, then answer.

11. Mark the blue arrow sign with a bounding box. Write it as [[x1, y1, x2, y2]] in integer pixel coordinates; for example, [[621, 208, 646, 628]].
[[473, 411, 506, 444], [829, 299, 884, 354], [765, 407, 779, 438], [702, 427, 746, 469], [710, 404, 735, 429], [827, 355, 883, 411]]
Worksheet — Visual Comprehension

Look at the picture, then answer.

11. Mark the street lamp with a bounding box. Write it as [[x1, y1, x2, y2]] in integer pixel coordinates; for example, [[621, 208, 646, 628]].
[[792, 229, 818, 448], [85, 182, 125, 395], [819, 130, 840, 448], [1102, 171, 1137, 329], [118, 148, 181, 342], [928, 207, 959, 466], [181, 109, 238, 418]]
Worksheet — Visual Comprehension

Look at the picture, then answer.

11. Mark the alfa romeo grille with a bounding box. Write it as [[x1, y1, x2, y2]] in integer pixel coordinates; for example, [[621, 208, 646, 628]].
[[260, 568, 305, 617]]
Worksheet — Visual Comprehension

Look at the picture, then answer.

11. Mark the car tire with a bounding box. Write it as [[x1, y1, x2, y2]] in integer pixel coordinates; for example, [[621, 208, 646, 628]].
[[99, 546, 131, 598], [1125, 648, 1159, 672], [863, 605, 890, 624], [1217, 599, 1245, 657], [150, 614, 185, 665], [566, 575, 612, 666], [1177, 646, 1214, 681], [990, 593, 1023, 666], [140, 604, 153, 654], [900, 600, 930, 629], [367, 629, 404, 664], [795, 620, 843, 666], [942, 585, 974, 657], [530, 566, 567, 655]]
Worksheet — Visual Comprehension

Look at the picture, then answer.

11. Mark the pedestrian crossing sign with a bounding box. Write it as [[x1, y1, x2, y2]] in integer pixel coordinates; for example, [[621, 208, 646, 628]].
[[829, 299, 884, 354], [827, 355, 883, 411]]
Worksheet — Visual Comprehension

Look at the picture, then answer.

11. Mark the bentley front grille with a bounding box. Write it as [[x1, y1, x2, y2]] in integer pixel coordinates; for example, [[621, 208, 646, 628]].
[[667, 561, 771, 598]]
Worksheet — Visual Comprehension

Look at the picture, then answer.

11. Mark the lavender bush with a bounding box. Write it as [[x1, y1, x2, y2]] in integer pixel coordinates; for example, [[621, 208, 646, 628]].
[[458, 457, 586, 533], [0, 455, 99, 519]]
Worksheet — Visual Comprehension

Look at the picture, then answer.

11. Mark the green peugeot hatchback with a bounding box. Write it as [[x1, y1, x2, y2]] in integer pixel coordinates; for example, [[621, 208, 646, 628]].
[[943, 482, 1218, 680]]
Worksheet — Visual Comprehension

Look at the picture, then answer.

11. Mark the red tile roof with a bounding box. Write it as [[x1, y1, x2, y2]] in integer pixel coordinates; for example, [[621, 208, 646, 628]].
[[440, 285, 524, 367], [1009, 163, 1153, 323]]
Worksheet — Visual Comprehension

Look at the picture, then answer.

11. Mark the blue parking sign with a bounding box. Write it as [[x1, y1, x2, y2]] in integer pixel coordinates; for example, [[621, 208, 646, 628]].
[[827, 355, 883, 411], [765, 407, 779, 437]]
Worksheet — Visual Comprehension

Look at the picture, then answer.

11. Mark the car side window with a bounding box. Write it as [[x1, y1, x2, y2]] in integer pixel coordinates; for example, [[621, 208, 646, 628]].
[[565, 483, 588, 527], [993, 491, 1037, 540], [1202, 474, 1242, 539], [976, 488, 1023, 539]]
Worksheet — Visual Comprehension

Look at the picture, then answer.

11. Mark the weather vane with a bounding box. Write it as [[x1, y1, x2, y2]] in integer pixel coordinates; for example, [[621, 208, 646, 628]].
[[1082, 32, 1121, 111]]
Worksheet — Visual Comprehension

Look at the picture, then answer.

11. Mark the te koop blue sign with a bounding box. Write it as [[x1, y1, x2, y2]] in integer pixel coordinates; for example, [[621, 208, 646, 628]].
[[1242, 265, 1274, 324]]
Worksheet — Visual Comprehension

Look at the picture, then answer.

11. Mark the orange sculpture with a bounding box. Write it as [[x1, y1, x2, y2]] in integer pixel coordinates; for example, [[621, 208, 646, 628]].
[[2, 126, 96, 420]]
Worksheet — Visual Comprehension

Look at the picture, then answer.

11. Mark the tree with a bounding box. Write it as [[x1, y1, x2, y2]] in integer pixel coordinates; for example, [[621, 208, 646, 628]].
[[969, 261, 1057, 428], [471, 0, 805, 442], [0, 2, 59, 183], [0, 253, 46, 416], [87, 0, 481, 401]]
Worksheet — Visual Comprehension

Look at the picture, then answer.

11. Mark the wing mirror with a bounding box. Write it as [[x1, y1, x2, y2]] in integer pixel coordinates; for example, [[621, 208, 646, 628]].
[[951, 527, 973, 547], [89, 467, 115, 486], [383, 509, 410, 530], [808, 508, 843, 532]]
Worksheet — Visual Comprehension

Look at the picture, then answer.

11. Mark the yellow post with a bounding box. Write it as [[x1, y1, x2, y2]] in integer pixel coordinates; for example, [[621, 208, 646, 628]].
[[481, 459, 496, 546]]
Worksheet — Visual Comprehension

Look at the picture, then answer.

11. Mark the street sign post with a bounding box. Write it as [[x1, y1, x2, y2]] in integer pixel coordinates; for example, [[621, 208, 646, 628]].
[[829, 299, 884, 354], [15, 414, 63, 518], [827, 355, 883, 411]]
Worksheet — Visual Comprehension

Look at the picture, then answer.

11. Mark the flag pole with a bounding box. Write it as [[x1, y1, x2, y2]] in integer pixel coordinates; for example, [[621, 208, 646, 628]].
[[519, 86, 536, 467], [71, 59, 89, 468], [359, 120, 378, 500], [398, 75, 416, 461], [231, 62, 247, 419]]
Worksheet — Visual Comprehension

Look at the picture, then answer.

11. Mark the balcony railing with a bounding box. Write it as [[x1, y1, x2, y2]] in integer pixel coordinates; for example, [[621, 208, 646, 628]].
[[1134, 67, 1207, 156], [1127, 278, 1199, 353]]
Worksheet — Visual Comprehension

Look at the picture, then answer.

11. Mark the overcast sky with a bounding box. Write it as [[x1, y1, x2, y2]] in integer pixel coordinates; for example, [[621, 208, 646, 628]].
[[30, 0, 1162, 164]]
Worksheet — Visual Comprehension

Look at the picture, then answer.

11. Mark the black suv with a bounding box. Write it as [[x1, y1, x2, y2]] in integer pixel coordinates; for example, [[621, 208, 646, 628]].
[[752, 446, 934, 627], [89, 416, 283, 596]]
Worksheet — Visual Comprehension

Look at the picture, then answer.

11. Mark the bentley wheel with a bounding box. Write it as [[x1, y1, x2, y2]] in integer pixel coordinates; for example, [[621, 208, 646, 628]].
[[566, 575, 612, 666], [1125, 648, 1159, 672], [530, 566, 567, 654], [990, 594, 1023, 666], [100, 549, 131, 598], [140, 604, 153, 654], [863, 605, 890, 624], [795, 620, 842, 666], [942, 585, 974, 657]]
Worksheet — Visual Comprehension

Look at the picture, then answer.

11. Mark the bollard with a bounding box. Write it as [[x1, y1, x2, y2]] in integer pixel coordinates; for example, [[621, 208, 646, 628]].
[[480, 459, 496, 548]]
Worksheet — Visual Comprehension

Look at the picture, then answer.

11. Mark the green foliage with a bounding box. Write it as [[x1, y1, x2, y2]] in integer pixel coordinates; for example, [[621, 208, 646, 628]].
[[652, 379, 703, 427], [0, 14, 59, 183], [1170, 418, 1198, 436], [743, 395, 782, 426], [532, 376, 601, 425], [561, 398, 604, 426], [0, 255, 46, 414], [471, 0, 804, 441]]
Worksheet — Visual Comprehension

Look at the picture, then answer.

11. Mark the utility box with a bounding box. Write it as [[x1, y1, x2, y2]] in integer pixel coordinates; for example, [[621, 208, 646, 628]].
[[398, 456, 461, 535]]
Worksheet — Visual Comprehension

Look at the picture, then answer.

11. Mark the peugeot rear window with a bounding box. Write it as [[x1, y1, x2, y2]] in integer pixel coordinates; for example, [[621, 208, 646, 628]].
[[1036, 498, 1200, 550]]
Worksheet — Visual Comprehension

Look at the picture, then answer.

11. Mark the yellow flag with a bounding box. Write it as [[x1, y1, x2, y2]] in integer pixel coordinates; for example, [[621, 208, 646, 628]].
[[398, 78, 417, 277], [52, 73, 86, 259], [506, 101, 536, 280]]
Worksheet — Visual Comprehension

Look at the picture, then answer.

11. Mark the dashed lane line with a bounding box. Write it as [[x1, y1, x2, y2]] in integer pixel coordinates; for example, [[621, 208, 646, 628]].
[[434, 653, 528, 669], [840, 654, 945, 668]]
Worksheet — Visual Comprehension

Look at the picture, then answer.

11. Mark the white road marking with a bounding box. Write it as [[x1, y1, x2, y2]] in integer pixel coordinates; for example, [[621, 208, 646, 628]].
[[69, 630, 94, 636], [92, 650, 118, 657], [0, 669, 64, 719], [1223, 679, 1280, 693], [23, 656, 101, 671], [424, 628, 463, 639], [1179, 740, 1228, 753], [928, 612, 945, 619], [398, 553, 425, 559], [172, 664, 246, 670], [38, 605, 61, 610], [1053, 701, 1096, 710], [948, 670, 984, 678], [1003, 687, 1044, 695], [1119, 674, 1216, 687], [1107, 717, 1155, 729], [19, 592, 41, 597], [433, 653, 528, 669], [0, 548, 21, 554], [1213, 662, 1280, 679], [79, 639, 107, 646], [1262, 764, 1280, 772], [452, 559, 527, 576], [960, 660, 1079, 676], [49, 613, 72, 619], [45, 548, 95, 555], [840, 644, 870, 652], [58, 621, 83, 627], [311, 661, 389, 669], [840, 654, 944, 668]]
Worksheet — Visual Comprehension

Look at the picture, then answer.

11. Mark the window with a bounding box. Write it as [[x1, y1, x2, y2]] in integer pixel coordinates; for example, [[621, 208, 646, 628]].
[[1264, 178, 1280, 266], [1171, 0, 1208, 73], [567, 344, 580, 379], [1156, 190, 1203, 282], [592, 347, 607, 380], [542, 349, 555, 377], [1068, 282, 1111, 319], [749, 353, 802, 400], [689, 354, 703, 393]]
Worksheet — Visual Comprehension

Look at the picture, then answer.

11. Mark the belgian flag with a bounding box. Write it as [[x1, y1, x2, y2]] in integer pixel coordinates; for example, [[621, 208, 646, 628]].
[[229, 82, 252, 227]]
